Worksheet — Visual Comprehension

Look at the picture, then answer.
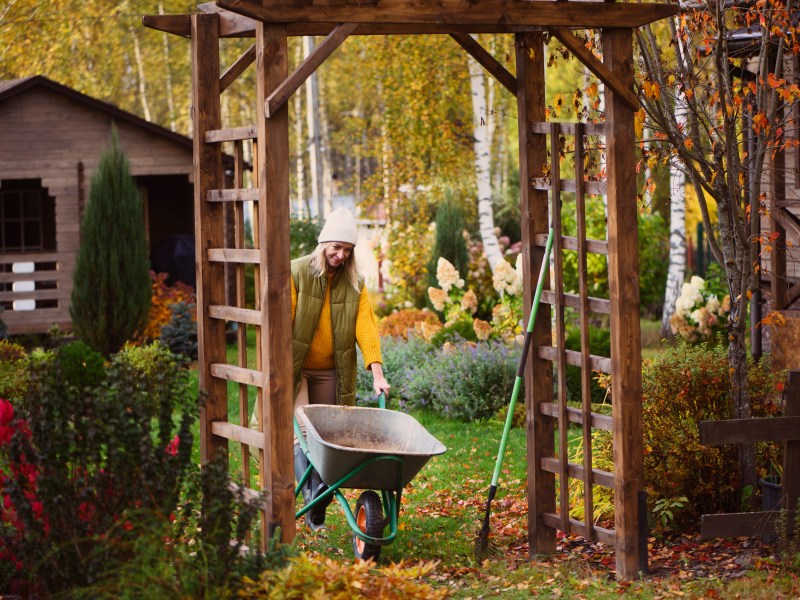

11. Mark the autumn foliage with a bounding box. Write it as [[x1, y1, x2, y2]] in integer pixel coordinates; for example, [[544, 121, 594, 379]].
[[378, 309, 442, 340], [141, 271, 195, 341]]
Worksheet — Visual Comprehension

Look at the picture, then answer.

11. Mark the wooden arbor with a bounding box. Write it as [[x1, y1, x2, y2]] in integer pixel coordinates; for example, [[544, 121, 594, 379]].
[[145, 0, 676, 579]]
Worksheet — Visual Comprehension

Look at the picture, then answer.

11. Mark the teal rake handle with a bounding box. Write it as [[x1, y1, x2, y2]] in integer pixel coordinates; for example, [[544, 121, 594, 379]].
[[489, 227, 554, 491]]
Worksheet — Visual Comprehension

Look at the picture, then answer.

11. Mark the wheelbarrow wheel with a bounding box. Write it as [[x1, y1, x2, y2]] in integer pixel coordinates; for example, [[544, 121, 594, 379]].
[[353, 490, 383, 561]]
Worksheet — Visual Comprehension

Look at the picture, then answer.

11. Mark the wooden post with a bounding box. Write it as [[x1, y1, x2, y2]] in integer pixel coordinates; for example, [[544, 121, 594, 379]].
[[516, 31, 557, 557], [192, 13, 228, 465], [602, 27, 645, 579], [785, 370, 800, 517], [256, 22, 295, 542]]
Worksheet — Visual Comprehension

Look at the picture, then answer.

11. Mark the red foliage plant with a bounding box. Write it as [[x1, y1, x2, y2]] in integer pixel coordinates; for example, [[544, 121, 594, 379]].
[[0, 399, 42, 592]]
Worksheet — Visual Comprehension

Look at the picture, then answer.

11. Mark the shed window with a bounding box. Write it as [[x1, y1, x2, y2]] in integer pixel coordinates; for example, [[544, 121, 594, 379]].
[[0, 179, 56, 252]]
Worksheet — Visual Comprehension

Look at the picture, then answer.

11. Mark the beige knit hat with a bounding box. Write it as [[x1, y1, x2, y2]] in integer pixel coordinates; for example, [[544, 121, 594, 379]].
[[318, 207, 358, 245]]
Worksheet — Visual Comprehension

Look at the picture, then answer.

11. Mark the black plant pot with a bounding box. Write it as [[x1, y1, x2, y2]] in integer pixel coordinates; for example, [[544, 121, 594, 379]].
[[759, 477, 783, 512]]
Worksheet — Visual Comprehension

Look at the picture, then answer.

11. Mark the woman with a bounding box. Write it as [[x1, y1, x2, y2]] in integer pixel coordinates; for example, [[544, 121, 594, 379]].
[[291, 207, 390, 528]]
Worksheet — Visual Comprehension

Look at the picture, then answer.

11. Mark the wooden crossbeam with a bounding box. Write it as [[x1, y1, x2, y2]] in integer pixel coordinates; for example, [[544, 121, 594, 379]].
[[534, 233, 608, 255], [265, 23, 358, 117], [530, 121, 605, 137], [540, 457, 614, 488], [540, 290, 610, 314], [699, 416, 800, 445], [207, 188, 260, 202], [449, 33, 517, 96], [700, 371, 800, 541], [207, 188, 259, 202], [208, 248, 261, 264], [531, 178, 607, 195], [144, 12, 597, 37], [205, 125, 258, 143], [210, 363, 264, 387], [700, 510, 794, 539], [0, 290, 65, 302], [221, 44, 257, 92], [212, 421, 265, 449], [541, 512, 616, 545], [218, 0, 677, 29], [539, 402, 613, 431], [549, 27, 639, 112], [538, 346, 612, 373], [209, 304, 262, 326]]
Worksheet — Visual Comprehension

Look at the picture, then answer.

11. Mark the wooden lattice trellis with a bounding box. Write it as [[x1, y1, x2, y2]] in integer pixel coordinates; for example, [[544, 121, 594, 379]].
[[145, 0, 676, 579]]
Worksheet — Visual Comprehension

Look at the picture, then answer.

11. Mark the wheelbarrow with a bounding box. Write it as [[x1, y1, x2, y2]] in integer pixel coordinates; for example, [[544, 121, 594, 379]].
[[293, 395, 447, 560]]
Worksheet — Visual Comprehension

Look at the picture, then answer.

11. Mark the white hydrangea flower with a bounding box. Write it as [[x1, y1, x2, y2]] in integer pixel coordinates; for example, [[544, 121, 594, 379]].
[[436, 257, 464, 293]]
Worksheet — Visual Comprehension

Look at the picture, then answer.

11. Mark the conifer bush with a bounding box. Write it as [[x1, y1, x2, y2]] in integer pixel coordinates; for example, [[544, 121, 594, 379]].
[[160, 301, 198, 363], [70, 128, 151, 356], [426, 192, 469, 306]]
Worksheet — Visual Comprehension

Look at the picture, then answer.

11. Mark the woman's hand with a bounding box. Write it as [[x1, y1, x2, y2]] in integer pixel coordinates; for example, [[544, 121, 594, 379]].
[[369, 362, 391, 397]]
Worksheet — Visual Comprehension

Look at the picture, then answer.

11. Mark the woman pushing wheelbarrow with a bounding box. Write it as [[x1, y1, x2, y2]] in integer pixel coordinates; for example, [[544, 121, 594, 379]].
[[284, 208, 446, 560], [288, 207, 391, 530]]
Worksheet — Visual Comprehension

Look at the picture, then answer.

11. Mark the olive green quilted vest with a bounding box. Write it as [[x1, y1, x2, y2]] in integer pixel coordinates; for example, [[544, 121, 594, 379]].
[[291, 255, 363, 406]]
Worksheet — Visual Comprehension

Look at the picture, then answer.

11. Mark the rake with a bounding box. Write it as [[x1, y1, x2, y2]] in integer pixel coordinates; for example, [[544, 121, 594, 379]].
[[474, 226, 554, 559]]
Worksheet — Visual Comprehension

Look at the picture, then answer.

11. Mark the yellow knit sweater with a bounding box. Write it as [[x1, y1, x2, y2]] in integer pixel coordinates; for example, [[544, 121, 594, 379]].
[[291, 274, 382, 370]]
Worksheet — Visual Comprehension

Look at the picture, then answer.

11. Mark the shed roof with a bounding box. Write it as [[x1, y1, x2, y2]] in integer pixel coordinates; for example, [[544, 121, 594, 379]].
[[0, 75, 194, 152]]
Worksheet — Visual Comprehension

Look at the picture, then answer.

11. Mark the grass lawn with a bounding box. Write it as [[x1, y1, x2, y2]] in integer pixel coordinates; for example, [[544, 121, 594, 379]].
[[184, 331, 797, 598], [292, 409, 793, 598]]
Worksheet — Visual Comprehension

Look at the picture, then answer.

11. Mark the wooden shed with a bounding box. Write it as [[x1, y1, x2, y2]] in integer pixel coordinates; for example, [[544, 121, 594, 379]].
[[0, 75, 203, 336]]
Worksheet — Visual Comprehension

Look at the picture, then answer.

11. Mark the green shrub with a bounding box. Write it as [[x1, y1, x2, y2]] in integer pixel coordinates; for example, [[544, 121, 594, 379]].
[[429, 320, 477, 347], [160, 301, 198, 363], [596, 341, 784, 529], [67, 454, 291, 599], [356, 336, 433, 406], [290, 216, 322, 258], [564, 325, 611, 405], [397, 339, 519, 421], [57, 340, 107, 391], [426, 192, 469, 296], [111, 342, 184, 418], [0, 340, 28, 403], [0, 350, 197, 594]]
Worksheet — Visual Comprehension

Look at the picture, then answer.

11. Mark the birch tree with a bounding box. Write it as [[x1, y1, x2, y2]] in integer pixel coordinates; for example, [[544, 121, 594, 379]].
[[467, 37, 503, 271]]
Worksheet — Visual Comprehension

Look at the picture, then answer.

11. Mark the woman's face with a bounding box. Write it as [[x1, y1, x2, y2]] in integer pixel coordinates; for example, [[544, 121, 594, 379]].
[[324, 242, 354, 271]]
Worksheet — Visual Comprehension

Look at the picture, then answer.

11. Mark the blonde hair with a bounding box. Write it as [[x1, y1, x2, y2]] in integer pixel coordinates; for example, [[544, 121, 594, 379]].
[[309, 242, 360, 291]]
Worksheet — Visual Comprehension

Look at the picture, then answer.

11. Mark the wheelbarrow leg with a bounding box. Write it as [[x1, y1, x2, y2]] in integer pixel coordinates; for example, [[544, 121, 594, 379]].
[[294, 443, 332, 530]]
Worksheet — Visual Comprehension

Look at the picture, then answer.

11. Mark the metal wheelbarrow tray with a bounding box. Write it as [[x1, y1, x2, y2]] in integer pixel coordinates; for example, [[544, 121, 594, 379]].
[[295, 404, 447, 491]]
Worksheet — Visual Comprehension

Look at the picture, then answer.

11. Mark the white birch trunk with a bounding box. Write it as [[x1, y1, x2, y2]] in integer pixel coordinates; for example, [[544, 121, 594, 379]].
[[304, 36, 325, 217], [468, 37, 502, 271], [660, 38, 691, 337], [293, 42, 306, 216], [130, 26, 151, 122], [158, 2, 176, 132], [319, 85, 334, 214]]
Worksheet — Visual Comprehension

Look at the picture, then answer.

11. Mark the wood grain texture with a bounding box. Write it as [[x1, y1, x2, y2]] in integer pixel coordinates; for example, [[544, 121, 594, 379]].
[[516, 31, 557, 557], [256, 21, 295, 542], [218, 0, 677, 29], [603, 27, 644, 580], [192, 12, 230, 469]]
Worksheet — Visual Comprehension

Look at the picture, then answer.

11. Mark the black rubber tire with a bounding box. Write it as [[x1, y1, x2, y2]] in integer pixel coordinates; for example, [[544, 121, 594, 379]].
[[352, 490, 384, 561]]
